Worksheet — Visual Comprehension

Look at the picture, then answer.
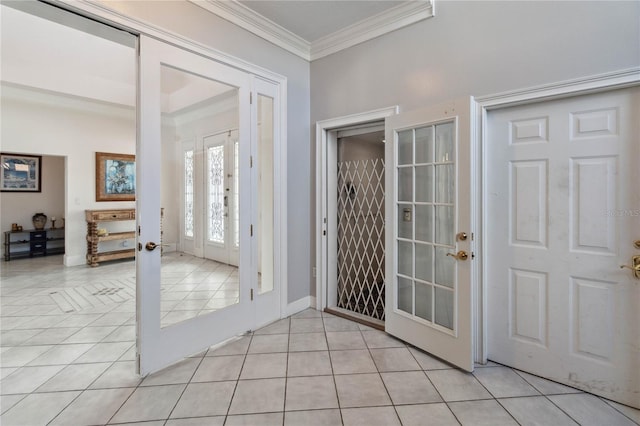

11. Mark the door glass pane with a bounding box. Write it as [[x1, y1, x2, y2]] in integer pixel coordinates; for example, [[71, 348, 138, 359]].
[[435, 164, 454, 204], [415, 282, 433, 321], [184, 150, 194, 238], [415, 243, 432, 282], [415, 126, 433, 164], [435, 122, 454, 163], [415, 165, 433, 202], [434, 287, 454, 330], [207, 145, 225, 244], [398, 204, 412, 239], [160, 64, 240, 328], [398, 240, 413, 277], [257, 95, 274, 294], [397, 129, 413, 165], [415, 205, 433, 242], [397, 167, 413, 202], [398, 277, 413, 315], [434, 246, 454, 288], [435, 205, 454, 246]]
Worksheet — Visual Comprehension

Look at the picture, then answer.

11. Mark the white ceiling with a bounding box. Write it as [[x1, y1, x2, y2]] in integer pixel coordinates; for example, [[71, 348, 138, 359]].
[[1, 0, 434, 106], [238, 0, 405, 42]]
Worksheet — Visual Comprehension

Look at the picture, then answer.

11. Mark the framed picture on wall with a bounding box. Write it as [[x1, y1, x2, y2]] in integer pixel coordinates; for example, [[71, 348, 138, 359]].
[[95, 152, 136, 201], [0, 153, 42, 192]]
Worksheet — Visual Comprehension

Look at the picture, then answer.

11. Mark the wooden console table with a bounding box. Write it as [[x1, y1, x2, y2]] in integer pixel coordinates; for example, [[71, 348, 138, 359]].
[[85, 209, 136, 267]]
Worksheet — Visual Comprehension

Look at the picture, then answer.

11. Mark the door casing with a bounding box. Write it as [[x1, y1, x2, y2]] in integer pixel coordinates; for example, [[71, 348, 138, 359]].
[[315, 107, 399, 312]]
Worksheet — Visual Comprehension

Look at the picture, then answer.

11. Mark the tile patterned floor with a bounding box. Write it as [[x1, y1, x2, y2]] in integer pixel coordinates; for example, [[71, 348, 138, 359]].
[[1, 256, 639, 425]]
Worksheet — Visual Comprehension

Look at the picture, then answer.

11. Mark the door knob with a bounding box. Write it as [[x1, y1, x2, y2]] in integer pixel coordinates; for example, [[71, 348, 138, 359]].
[[620, 254, 640, 279], [145, 242, 159, 251], [456, 232, 468, 241], [446, 250, 468, 261]]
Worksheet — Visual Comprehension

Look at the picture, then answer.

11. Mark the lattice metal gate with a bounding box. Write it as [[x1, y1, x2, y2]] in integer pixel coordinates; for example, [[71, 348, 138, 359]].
[[337, 158, 385, 320]]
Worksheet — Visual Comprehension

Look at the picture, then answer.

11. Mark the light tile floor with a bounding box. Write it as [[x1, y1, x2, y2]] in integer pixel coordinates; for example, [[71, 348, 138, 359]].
[[1, 256, 639, 425]]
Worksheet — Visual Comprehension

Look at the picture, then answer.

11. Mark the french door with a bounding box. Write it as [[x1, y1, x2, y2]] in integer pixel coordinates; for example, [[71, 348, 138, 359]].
[[137, 36, 280, 374], [385, 98, 475, 371]]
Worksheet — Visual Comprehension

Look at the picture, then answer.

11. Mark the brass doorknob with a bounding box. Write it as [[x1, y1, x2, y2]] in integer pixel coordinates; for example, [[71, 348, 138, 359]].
[[446, 250, 468, 261], [145, 242, 159, 251], [620, 254, 640, 279]]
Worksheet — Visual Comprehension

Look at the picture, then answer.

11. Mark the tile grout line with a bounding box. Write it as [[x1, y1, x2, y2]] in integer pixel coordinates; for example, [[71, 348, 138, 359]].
[[222, 330, 254, 424], [321, 310, 345, 426]]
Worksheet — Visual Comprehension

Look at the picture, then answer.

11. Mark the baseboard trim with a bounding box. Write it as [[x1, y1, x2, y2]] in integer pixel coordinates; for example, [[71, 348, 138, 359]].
[[64, 254, 86, 267], [285, 296, 317, 317]]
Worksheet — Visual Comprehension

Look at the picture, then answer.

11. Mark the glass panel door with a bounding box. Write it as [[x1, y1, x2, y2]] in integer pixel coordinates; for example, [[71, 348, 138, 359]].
[[384, 98, 474, 372], [396, 123, 456, 330], [138, 35, 252, 374]]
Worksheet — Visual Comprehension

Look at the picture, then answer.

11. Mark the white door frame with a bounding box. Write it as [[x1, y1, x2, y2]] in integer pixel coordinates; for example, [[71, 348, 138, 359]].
[[55, 0, 289, 321], [475, 67, 640, 363], [315, 106, 399, 312]]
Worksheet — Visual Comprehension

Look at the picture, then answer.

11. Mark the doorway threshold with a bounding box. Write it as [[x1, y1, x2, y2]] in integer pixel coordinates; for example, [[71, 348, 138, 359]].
[[324, 306, 384, 331]]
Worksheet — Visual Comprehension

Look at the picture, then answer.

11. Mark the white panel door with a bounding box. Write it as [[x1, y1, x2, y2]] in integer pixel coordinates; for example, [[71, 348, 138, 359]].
[[486, 87, 640, 408], [137, 35, 252, 374], [385, 98, 474, 372]]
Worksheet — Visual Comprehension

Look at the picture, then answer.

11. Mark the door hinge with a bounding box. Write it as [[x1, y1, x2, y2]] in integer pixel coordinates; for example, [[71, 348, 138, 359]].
[[250, 288, 254, 301], [250, 224, 253, 236], [136, 353, 141, 373], [250, 155, 253, 168], [250, 92, 253, 104]]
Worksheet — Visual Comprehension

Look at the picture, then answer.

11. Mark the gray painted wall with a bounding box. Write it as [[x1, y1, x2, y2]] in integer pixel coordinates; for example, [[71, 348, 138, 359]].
[[310, 0, 640, 297], [96, 0, 312, 303]]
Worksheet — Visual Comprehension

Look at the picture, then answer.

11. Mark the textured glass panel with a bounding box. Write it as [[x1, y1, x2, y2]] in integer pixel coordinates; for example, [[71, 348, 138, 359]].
[[435, 205, 454, 246], [415, 126, 433, 164], [398, 130, 413, 165], [398, 204, 412, 239], [435, 164, 454, 204], [415, 165, 433, 203], [435, 287, 454, 330], [397, 167, 413, 202], [257, 95, 274, 294], [435, 246, 455, 288], [184, 150, 194, 238], [415, 282, 433, 322], [415, 205, 433, 243], [415, 243, 432, 282], [435, 122, 454, 163], [207, 145, 225, 243], [398, 240, 413, 277], [397, 276, 413, 314], [234, 141, 239, 247]]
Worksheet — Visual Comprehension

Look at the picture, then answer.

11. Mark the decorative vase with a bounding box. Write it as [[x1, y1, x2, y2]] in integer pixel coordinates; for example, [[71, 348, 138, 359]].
[[32, 213, 47, 230]]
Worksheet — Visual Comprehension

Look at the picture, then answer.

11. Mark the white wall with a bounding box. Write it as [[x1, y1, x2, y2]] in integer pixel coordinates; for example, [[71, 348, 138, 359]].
[[95, 0, 312, 303], [1, 85, 136, 266], [310, 0, 640, 296], [1, 155, 65, 236]]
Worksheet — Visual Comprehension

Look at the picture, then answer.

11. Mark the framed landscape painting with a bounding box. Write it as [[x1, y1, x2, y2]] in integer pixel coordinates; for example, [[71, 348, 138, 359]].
[[95, 152, 136, 201], [0, 153, 42, 192]]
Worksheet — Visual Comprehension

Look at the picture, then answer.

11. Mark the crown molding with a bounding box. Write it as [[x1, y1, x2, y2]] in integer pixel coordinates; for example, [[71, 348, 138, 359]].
[[310, 1, 434, 61], [189, 0, 433, 62], [190, 0, 311, 60]]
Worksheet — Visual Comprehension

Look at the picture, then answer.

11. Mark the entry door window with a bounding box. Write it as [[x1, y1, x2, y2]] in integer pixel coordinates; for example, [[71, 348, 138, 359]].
[[203, 132, 239, 265], [396, 122, 456, 331]]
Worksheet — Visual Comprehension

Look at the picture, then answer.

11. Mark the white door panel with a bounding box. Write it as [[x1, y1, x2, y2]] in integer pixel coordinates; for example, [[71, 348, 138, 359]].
[[486, 88, 640, 408], [385, 98, 475, 372], [137, 35, 252, 374]]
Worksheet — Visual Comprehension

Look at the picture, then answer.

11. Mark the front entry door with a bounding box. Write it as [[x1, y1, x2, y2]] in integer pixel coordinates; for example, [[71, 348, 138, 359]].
[[486, 87, 640, 408], [137, 35, 252, 374], [203, 130, 239, 266], [385, 98, 474, 371]]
